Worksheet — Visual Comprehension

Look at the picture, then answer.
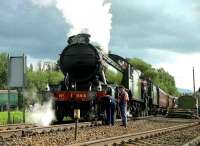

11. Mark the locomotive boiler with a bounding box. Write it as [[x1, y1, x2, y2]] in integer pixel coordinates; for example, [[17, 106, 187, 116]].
[[59, 34, 124, 90]]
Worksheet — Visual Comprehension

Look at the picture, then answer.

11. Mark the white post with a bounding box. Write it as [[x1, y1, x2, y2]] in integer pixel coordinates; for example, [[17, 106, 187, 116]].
[[193, 67, 199, 118]]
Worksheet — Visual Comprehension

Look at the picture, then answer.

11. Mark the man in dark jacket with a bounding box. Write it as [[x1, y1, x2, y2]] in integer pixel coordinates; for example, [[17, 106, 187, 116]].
[[103, 87, 116, 126]]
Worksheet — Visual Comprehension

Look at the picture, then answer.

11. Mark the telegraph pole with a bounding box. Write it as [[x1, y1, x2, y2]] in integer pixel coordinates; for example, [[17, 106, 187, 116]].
[[193, 67, 199, 118]]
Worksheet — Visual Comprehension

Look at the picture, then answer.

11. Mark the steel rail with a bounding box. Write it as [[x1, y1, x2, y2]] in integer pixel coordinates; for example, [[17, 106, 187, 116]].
[[0, 115, 151, 138], [70, 121, 200, 146], [0, 123, 37, 131], [0, 121, 102, 139], [183, 135, 200, 146]]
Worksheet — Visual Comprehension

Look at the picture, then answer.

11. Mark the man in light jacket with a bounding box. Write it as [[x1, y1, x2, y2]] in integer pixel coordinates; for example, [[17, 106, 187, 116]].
[[118, 86, 129, 127]]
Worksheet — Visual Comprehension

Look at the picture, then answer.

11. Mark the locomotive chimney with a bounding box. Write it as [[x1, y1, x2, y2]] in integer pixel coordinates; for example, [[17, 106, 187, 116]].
[[67, 33, 91, 45]]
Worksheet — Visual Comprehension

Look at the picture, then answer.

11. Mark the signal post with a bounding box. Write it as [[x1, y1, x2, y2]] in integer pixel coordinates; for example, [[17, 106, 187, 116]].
[[74, 109, 80, 140], [193, 67, 199, 118]]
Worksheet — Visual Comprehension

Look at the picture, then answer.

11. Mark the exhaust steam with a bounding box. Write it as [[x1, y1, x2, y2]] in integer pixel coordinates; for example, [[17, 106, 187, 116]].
[[23, 89, 55, 126], [32, 0, 112, 53], [26, 99, 55, 126]]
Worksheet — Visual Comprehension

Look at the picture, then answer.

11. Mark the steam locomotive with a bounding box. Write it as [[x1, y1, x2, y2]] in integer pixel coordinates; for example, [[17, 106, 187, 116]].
[[52, 33, 175, 121]]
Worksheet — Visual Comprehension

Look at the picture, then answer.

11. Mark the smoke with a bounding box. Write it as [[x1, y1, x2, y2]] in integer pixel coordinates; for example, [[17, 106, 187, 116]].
[[32, 0, 112, 53], [23, 89, 55, 126], [26, 99, 55, 126], [23, 88, 39, 105]]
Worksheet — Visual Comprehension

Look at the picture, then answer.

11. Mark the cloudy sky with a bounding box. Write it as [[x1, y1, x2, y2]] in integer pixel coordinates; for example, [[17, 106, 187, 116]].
[[0, 0, 200, 90]]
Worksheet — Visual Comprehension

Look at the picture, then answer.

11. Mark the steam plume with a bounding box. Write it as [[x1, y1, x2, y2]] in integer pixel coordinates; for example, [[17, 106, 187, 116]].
[[32, 0, 112, 53], [26, 99, 55, 126], [23, 88, 55, 126]]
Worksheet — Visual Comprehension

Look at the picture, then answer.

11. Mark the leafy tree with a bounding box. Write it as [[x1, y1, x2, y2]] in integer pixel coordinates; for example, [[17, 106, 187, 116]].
[[28, 64, 33, 72], [25, 69, 64, 104], [144, 68, 157, 81], [37, 62, 42, 71], [26, 70, 64, 91], [35, 71, 49, 91], [26, 71, 36, 89], [46, 64, 51, 71], [55, 60, 60, 71], [128, 58, 179, 96], [48, 71, 64, 85], [128, 58, 152, 73], [0, 53, 8, 89], [27, 71, 48, 91]]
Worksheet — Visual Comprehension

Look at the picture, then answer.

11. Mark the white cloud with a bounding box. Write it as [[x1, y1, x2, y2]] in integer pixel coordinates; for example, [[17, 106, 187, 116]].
[[27, 55, 40, 70], [153, 51, 200, 90], [110, 0, 200, 53], [27, 55, 56, 71], [31, 0, 55, 7]]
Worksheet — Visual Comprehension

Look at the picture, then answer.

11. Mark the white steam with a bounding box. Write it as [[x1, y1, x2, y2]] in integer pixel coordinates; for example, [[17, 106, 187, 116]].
[[32, 0, 112, 53], [27, 99, 55, 126], [23, 88, 39, 105], [23, 89, 55, 126]]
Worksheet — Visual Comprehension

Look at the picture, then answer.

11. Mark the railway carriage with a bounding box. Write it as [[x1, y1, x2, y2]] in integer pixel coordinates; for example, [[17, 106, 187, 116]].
[[168, 95, 175, 109], [149, 85, 159, 114], [158, 89, 169, 114], [0, 90, 18, 111], [178, 95, 196, 109]]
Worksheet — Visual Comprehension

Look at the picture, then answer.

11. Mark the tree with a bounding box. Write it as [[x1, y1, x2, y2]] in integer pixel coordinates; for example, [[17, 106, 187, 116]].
[[28, 64, 33, 72], [37, 62, 42, 71], [128, 58, 152, 73], [47, 64, 51, 71], [0, 53, 8, 89], [26, 71, 48, 91], [48, 71, 64, 85], [144, 68, 157, 81], [26, 70, 64, 91], [55, 60, 60, 71], [128, 57, 179, 96]]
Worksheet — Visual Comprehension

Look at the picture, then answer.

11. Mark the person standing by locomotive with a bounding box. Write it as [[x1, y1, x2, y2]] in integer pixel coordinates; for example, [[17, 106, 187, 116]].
[[118, 86, 129, 127], [104, 87, 116, 126]]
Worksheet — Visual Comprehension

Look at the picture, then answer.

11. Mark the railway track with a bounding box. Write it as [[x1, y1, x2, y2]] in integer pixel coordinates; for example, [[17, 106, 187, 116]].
[[0, 115, 154, 139], [0, 121, 102, 139], [0, 123, 37, 131], [145, 116, 199, 123], [183, 135, 200, 146], [1, 116, 198, 146], [71, 121, 200, 146]]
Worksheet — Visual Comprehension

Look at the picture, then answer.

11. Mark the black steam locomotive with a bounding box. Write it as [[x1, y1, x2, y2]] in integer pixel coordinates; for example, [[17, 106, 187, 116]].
[[53, 34, 174, 121]]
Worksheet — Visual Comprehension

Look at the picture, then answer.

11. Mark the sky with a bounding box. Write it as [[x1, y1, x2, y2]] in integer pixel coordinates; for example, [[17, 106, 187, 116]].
[[0, 0, 200, 90]]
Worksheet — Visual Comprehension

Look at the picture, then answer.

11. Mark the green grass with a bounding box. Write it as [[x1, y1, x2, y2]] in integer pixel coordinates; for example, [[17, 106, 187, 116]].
[[0, 111, 74, 125], [0, 111, 24, 125], [63, 116, 72, 121]]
